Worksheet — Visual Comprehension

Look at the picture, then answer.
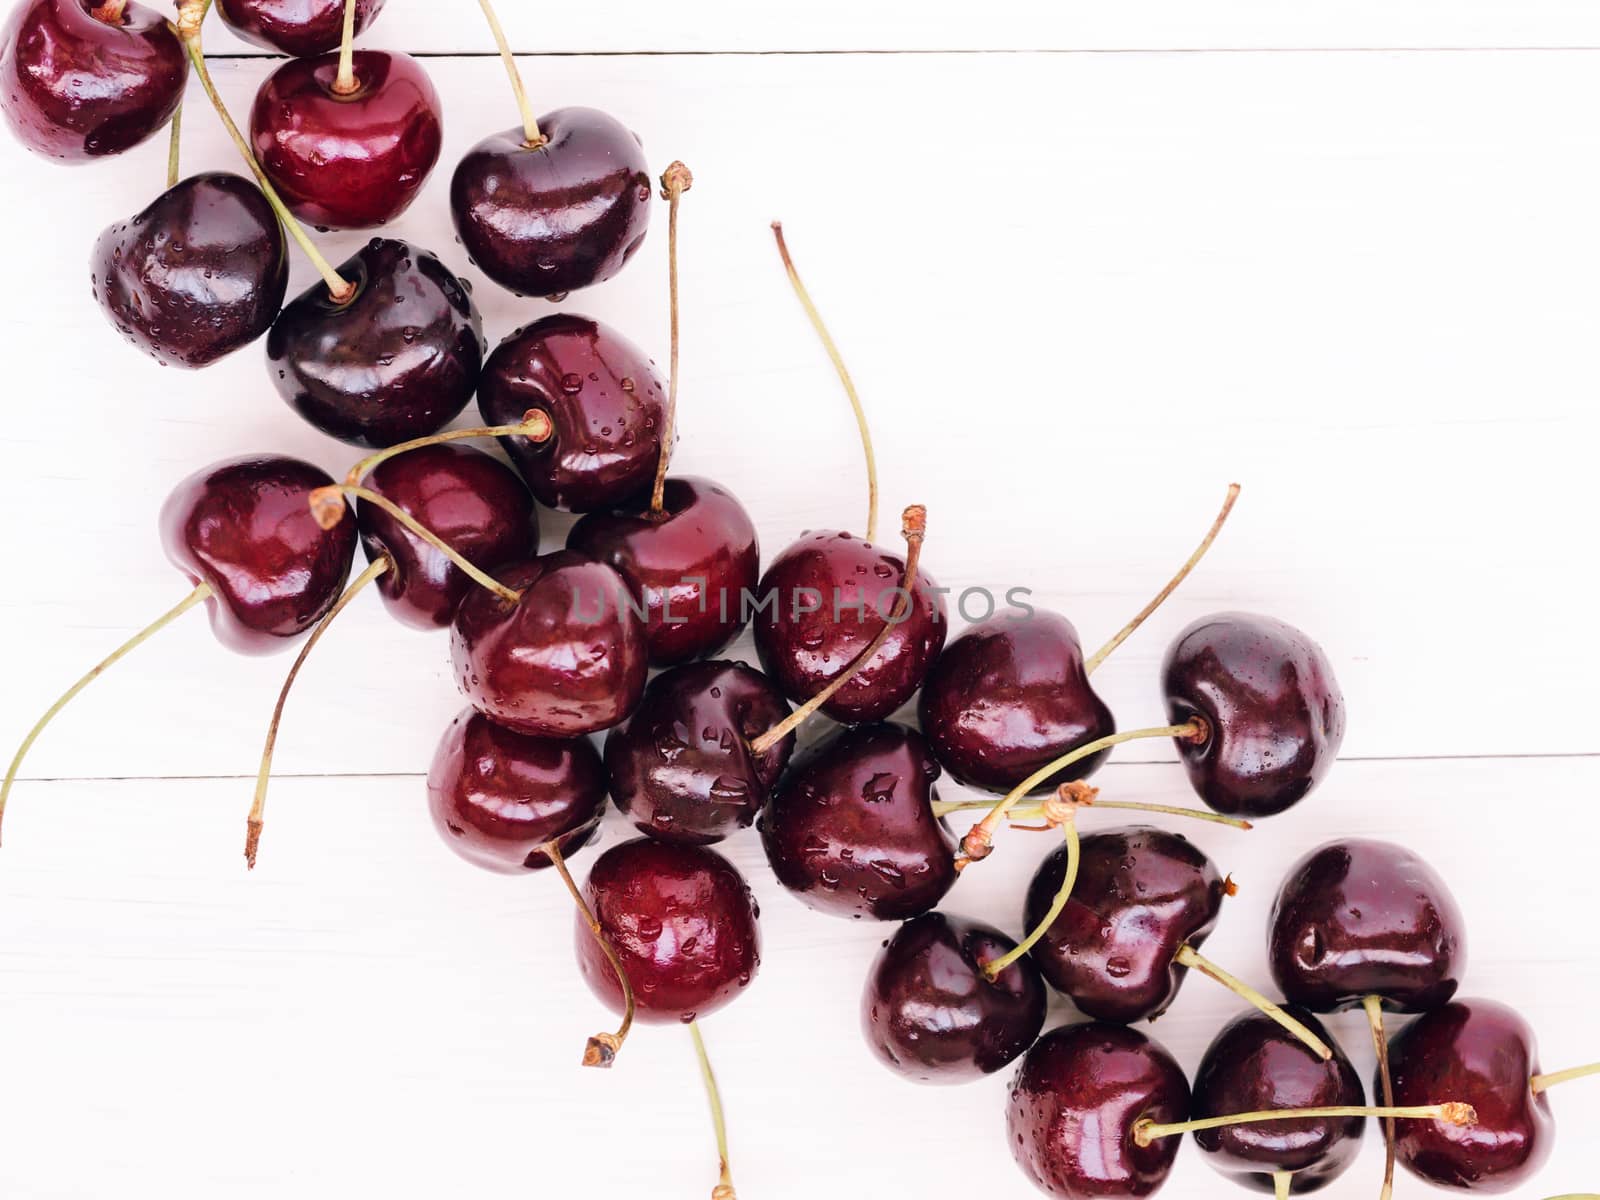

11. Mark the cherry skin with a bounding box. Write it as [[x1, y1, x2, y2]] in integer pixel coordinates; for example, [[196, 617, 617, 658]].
[[862, 911, 1045, 1084], [451, 550, 647, 737], [1386, 999, 1553, 1192], [753, 528, 948, 724], [91, 173, 288, 369], [1163, 612, 1345, 818], [918, 610, 1115, 793], [425, 707, 605, 873], [1024, 825, 1226, 1023], [567, 476, 760, 666], [0, 0, 185, 162], [759, 722, 956, 921], [249, 50, 441, 230], [215, 0, 384, 57], [451, 107, 651, 299], [604, 660, 793, 845], [267, 238, 484, 447], [576, 837, 761, 1024], [1008, 1022, 1191, 1199], [477, 314, 665, 512], [1270, 838, 1466, 1015], [1191, 1007, 1366, 1193], [357, 443, 537, 630], [159, 455, 357, 655]]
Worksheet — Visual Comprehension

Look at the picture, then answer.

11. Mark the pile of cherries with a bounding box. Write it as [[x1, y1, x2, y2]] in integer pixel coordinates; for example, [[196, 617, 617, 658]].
[[2, 1, 1595, 1197]]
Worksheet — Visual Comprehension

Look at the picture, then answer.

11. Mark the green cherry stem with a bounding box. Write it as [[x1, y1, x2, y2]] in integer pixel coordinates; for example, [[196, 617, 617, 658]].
[[1273, 1173, 1291, 1200], [933, 788, 1252, 831], [1133, 1101, 1478, 1148], [166, 101, 182, 188], [1531, 1062, 1600, 1094], [331, 0, 360, 95], [476, 0, 544, 147], [1175, 943, 1333, 1060], [649, 161, 693, 516], [337, 410, 555, 493], [1364, 995, 1398, 1200], [982, 814, 1080, 980], [545, 838, 634, 1068], [690, 1021, 738, 1200]]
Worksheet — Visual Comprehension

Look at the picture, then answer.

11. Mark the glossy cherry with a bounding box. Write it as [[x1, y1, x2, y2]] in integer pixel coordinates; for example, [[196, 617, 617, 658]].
[[576, 837, 760, 1024], [0, 0, 185, 161], [267, 238, 484, 447], [1191, 1007, 1365, 1193], [91, 172, 287, 368], [357, 443, 536, 630], [863, 911, 1045, 1084], [451, 107, 651, 299], [568, 477, 759, 666], [919, 610, 1115, 794], [1008, 1022, 1190, 1199], [215, 0, 384, 56], [249, 49, 441, 230], [759, 722, 956, 921], [604, 660, 793, 845], [450, 549, 647, 737], [1164, 612, 1345, 818], [477, 314, 665, 512]]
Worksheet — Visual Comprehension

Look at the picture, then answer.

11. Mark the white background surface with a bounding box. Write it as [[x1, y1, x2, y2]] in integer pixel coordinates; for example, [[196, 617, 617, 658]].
[[0, 5, 1597, 1199]]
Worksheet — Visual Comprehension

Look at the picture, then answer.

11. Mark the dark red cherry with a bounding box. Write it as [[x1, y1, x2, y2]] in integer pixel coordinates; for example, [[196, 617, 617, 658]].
[[450, 107, 651, 299], [1163, 612, 1345, 818], [1008, 1022, 1190, 1199], [862, 911, 1045, 1084], [1387, 1000, 1553, 1191], [249, 50, 441, 230], [1025, 825, 1225, 1023], [90, 172, 287, 368], [451, 550, 647, 737], [357, 444, 536, 630], [477, 314, 664, 512], [759, 723, 955, 921], [0, 0, 184, 161], [267, 238, 484, 447], [753, 529, 947, 724], [1191, 1007, 1365, 1192], [576, 837, 760, 1024], [1270, 838, 1466, 1014], [159, 455, 357, 655], [567, 476, 759, 666], [425, 707, 605, 873], [604, 660, 793, 845], [918, 610, 1115, 793], [215, 0, 384, 56]]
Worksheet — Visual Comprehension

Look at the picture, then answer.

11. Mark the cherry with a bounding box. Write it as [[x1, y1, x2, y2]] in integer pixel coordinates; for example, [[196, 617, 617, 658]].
[[215, 0, 384, 57], [0, 0, 185, 162], [1163, 612, 1345, 818], [862, 911, 1045, 1084], [1007, 1022, 1190, 1199], [267, 238, 485, 447], [604, 660, 793, 845], [249, 49, 441, 230]]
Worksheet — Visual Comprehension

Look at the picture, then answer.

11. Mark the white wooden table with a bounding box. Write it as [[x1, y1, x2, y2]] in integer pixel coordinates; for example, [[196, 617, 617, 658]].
[[1, 6, 1597, 1198]]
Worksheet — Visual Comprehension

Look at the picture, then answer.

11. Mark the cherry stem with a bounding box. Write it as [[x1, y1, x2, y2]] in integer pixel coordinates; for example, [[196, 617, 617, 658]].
[[934, 787, 1252, 831], [1364, 995, 1397, 1200], [245, 556, 388, 870], [1133, 1101, 1477, 1148], [166, 101, 182, 189], [1273, 1173, 1291, 1200], [338, 411, 554, 492], [650, 162, 694, 516], [1083, 482, 1241, 675], [544, 839, 634, 1068], [748, 505, 926, 756], [331, 0, 359, 95], [954, 720, 1207, 870], [690, 1021, 738, 1200], [175, 1, 355, 303], [1174, 943, 1333, 1060], [771, 221, 878, 543], [0, 583, 212, 847], [475, 0, 543, 147], [307, 485, 522, 605], [1531, 1062, 1600, 1094], [982, 814, 1080, 980]]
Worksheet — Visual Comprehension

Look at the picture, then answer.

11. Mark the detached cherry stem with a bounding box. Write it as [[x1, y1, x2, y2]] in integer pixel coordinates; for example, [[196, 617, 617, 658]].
[[690, 1021, 738, 1200], [545, 840, 634, 1067], [337, 410, 554, 493], [748, 505, 926, 756], [1531, 1061, 1600, 1094], [1083, 482, 1241, 675], [934, 782, 1252, 831], [0, 583, 212, 846], [1132, 1101, 1477, 1148], [771, 221, 878, 543], [649, 162, 694, 516], [982, 812, 1080, 980], [245, 556, 389, 870], [331, 0, 360, 95], [475, 0, 544, 147], [1174, 943, 1333, 1060], [1364, 995, 1398, 1200]]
